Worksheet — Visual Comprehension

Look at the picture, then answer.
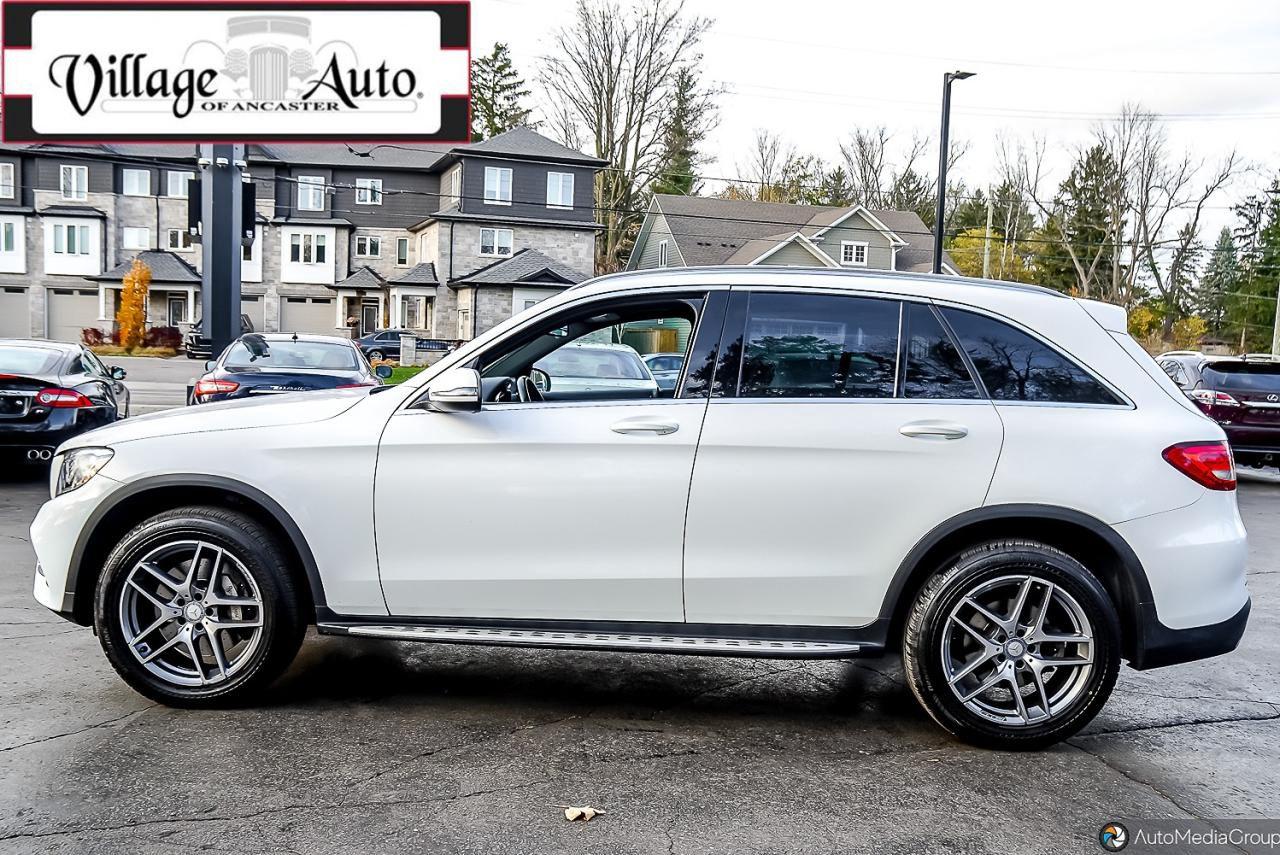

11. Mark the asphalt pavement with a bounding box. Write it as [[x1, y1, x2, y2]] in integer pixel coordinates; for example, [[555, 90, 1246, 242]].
[[105, 355, 202, 414], [0, 470, 1276, 854]]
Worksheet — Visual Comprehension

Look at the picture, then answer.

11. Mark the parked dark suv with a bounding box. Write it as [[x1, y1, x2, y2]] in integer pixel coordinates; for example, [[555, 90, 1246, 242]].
[[185, 314, 254, 360], [1158, 351, 1280, 467]]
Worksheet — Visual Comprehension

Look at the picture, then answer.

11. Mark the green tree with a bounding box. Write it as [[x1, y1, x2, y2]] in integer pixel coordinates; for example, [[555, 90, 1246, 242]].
[[1192, 228, 1238, 336], [1035, 145, 1123, 296], [650, 65, 716, 197], [470, 43, 533, 142], [1226, 183, 1280, 351]]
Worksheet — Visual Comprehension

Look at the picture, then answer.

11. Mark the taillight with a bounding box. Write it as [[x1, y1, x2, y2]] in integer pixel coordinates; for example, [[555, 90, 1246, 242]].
[[1189, 389, 1239, 408], [193, 378, 239, 398], [35, 388, 92, 408], [1163, 441, 1237, 491]]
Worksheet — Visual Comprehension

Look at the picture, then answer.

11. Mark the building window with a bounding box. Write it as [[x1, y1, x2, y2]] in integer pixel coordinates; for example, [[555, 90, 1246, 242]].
[[60, 165, 88, 201], [479, 227, 513, 257], [483, 166, 512, 205], [1, 222, 15, 252], [355, 178, 383, 205], [53, 224, 90, 255], [243, 242, 254, 262], [546, 172, 574, 208], [297, 175, 325, 211], [658, 240, 668, 267], [840, 241, 869, 267], [122, 169, 150, 196], [355, 235, 382, 257], [289, 233, 327, 264], [402, 295, 429, 329], [445, 167, 461, 207], [122, 227, 150, 250], [396, 237, 410, 266], [167, 229, 192, 251], [166, 171, 194, 198], [457, 308, 471, 338], [0, 163, 14, 199]]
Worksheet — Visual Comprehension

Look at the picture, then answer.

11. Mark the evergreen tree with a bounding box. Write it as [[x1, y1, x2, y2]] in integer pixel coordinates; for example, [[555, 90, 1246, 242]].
[[470, 43, 533, 142], [1226, 181, 1280, 351], [1194, 228, 1239, 336], [651, 65, 716, 197], [819, 166, 854, 207], [1034, 145, 1122, 296]]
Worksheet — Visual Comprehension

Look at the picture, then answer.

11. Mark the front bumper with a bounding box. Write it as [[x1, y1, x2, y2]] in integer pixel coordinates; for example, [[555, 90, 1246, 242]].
[[1130, 598, 1250, 670], [31, 472, 122, 622]]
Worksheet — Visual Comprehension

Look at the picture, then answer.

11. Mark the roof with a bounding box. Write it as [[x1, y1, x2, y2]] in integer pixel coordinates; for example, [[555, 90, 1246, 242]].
[[389, 262, 440, 286], [0, 338, 78, 352], [450, 249, 589, 287], [333, 266, 386, 290], [270, 217, 354, 228], [92, 250, 200, 283], [39, 205, 107, 219], [644, 195, 956, 273], [457, 126, 608, 166]]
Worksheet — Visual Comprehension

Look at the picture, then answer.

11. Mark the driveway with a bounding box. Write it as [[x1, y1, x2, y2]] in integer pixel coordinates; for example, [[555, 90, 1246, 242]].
[[104, 355, 202, 415], [0, 474, 1276, 854]]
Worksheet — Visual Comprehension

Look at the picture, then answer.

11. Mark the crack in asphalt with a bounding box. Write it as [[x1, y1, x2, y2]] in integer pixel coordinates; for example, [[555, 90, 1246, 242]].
[[0, 779, 548, 843], [0, 705, 157, 753], [0, 627, 81, 641], [1076, 706, 1280, 738]]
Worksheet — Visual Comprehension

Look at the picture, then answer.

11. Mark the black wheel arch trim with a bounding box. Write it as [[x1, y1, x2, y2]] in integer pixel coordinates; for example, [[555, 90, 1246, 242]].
[[64, 474, 327, 625]]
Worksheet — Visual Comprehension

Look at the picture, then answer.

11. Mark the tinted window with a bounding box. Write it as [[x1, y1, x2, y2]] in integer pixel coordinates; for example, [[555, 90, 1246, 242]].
[[941, 308, 1122, 405], [224, 340, 359, 371], [902, 303, 979, 399], [739, 293, 899, 398], [1202, 363, 1280, 392]]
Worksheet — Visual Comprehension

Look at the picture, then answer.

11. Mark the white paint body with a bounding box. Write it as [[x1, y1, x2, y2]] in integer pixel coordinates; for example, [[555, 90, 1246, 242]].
[[31, 268, 1248, 638]]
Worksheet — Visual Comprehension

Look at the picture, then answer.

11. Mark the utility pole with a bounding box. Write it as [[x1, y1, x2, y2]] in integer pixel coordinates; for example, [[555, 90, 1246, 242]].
[[932, 70, 975, 275], [982, 185, 994, 279], [197, 144, 245, 357]]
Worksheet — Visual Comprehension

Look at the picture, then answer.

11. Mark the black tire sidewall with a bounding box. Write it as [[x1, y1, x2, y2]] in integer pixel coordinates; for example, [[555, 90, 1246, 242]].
[[907, 544, 1120, 749], [95, 509, 301, 706]]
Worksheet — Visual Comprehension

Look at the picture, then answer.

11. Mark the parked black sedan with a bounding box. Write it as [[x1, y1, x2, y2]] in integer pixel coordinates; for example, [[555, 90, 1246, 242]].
[[191, 333, 391, 404], [0, 340, 130, 464]]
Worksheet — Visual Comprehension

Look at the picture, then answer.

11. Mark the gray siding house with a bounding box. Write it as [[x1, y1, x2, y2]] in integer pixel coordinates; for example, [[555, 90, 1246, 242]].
[[626, 195, 958, 275], [0, 127, 606, 344]]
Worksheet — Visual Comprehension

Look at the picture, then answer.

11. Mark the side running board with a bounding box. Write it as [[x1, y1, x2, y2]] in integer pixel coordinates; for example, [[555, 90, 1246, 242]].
[[317, 623, 868, 659]]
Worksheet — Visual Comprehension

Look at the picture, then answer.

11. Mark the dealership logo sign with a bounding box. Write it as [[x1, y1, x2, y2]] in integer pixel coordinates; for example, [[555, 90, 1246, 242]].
[[1, 1, 471, 142]]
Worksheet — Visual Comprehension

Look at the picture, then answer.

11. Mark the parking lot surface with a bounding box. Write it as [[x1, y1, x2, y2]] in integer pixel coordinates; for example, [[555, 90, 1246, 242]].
[[0, 469, 1276, 854], [108, 355, 200, 414]]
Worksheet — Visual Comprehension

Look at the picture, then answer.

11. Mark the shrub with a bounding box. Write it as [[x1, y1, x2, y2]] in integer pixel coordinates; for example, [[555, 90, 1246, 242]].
[[80, 328, 106, 346], [144, 325, 182, 349]]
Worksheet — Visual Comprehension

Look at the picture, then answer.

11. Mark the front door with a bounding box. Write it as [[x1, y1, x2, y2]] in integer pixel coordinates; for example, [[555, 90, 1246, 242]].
[[373, 290, 718, 622], [360, 301, 379, 336], [682, 292, 1004, 627]]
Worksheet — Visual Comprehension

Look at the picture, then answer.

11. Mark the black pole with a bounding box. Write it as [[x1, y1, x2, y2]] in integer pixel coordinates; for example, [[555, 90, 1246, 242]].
[[932, 74, 953, 276], [199, 144, 245, 357]]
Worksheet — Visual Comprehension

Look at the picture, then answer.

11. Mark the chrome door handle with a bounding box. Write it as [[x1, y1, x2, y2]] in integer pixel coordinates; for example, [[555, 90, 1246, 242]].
[[899, 421, 969, 440], [611, 419, 679, 436]]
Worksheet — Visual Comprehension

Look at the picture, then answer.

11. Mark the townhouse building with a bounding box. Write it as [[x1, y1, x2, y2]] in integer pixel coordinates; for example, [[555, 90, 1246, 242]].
[[0, 127, 605, 344]]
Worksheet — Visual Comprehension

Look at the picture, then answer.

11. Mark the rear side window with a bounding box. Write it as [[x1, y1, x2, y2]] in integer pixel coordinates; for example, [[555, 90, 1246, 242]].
[[901, 303, 979, 399], [739, 293, 898, 398], [941, 308, 1123, 405]]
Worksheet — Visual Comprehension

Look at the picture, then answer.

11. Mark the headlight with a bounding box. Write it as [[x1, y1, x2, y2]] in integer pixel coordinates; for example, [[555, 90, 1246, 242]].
[[53, 447, 114, 497]]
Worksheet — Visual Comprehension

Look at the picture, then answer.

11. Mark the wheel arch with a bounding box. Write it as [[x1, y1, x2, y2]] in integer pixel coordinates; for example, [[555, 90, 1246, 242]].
[[66, 474, 326, 626], [879, 504, 1151, 661]]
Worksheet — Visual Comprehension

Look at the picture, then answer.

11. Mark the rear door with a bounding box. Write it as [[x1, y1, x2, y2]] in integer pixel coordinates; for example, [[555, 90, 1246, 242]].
[[682, 290, 1004, 627]]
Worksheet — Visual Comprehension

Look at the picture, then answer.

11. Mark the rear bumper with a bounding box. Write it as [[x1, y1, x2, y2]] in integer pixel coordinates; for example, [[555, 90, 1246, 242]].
[[1221, 423, 1280, 457], [0, 410, 111, 459], [1130, 598, 1250, 670]]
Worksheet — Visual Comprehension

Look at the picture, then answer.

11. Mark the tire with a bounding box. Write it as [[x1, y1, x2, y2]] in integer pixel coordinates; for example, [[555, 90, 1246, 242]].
[[94, 505, 306, 707], [902, 539, 1120, 750], [368, 350, 384, 361]]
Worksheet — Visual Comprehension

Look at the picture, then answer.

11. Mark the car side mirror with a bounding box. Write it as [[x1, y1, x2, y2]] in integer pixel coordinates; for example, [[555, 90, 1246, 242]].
[[204, 359, 217, 372], [110, 366, 126, 380], [374, 364, 393, 380], [530, 367, 550, 392], [426, 367, 482, 413]]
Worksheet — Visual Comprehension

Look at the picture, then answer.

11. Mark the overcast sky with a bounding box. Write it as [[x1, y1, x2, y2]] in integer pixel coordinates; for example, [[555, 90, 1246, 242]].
[[475, 0, 1280, 238]]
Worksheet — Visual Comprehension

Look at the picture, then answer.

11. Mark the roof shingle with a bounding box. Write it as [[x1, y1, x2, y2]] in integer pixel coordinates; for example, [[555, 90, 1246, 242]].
[[92, 250, 200, 283], [451, 249, 589, 287]]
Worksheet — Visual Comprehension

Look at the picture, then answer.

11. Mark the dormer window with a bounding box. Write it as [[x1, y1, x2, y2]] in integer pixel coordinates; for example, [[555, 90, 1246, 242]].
[[484, 166, 512, 205], [840, 241, 868, 267]]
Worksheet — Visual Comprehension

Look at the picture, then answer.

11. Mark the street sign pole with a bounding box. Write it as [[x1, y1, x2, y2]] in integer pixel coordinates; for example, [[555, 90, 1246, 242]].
[[198, 144, 245, 357]]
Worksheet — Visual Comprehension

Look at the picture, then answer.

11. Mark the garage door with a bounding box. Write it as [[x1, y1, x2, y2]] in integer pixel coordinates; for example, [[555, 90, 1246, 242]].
[[46, 288, 99, 343], [0, 287, 29, 338], [241, 295, 266, 333], [279, 296, 335, 335]]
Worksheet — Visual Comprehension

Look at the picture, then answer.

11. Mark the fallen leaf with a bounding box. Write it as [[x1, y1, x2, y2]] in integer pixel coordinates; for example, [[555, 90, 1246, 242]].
[[560, 805, 606, 822]]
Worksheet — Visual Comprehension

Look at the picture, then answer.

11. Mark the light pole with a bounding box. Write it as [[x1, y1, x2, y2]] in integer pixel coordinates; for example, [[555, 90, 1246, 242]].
[[933, 70, 975, 275]]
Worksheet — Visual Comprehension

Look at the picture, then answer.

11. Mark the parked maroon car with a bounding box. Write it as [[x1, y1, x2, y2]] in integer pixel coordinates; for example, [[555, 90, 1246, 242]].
[[1158, 351, 1280, 468]]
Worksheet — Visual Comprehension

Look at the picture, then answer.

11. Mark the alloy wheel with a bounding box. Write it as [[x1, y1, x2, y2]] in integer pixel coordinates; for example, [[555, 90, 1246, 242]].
[[940, 574, 1094, 727], [117, 539, 265, 688]]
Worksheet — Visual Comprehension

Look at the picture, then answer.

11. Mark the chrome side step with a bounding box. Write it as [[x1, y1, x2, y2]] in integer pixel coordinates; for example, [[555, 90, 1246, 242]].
[[317, 623, 864, 658]]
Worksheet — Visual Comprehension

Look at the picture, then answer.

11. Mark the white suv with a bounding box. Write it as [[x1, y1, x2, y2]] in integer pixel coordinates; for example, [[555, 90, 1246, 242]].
[[30, 268, 1250, 749]]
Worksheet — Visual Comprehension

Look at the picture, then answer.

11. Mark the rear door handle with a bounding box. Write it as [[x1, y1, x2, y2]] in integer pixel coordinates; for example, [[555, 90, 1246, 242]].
[[899, 421, 969, 440], [611, 419, 679, 436]]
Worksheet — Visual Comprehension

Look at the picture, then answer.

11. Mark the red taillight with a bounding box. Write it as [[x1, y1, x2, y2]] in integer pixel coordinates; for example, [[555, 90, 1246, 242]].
[[1163, 441, 1237, 491], [35, 388, 92, 408], [193, 378, 239, 398]]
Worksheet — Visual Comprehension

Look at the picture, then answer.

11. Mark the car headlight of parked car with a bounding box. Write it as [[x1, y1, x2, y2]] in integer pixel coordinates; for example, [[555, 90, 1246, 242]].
[[53, 448, 114, 498]]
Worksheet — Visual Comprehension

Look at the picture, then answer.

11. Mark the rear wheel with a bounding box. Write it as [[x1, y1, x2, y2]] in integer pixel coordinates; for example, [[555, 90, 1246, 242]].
[[902, 540, 1120, 749], [94, 506, 306, 707], [368, 349, 385, 361]]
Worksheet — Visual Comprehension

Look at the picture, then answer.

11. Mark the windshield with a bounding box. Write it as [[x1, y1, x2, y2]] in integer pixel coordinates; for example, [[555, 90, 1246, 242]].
[[536, 347, 647, 380], [1203, 363, 1280, 392], [0, 346, 63, 376], [224, 340, 359, 371]]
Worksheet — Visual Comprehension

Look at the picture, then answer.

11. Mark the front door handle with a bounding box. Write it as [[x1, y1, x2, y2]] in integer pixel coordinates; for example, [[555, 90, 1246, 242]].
[[899, 421, 969, 440], [611, 419, 679, 436]]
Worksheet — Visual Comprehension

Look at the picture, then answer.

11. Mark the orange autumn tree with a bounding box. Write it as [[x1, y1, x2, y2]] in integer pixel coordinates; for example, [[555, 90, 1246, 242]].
[[116, 258, 151, 352]]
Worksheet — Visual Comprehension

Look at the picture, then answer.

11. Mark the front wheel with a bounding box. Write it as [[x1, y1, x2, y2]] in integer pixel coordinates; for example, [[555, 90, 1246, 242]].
[[902, 540, 1120, 749], [95, 506, 306, 707], [367, 349, 384, 361]]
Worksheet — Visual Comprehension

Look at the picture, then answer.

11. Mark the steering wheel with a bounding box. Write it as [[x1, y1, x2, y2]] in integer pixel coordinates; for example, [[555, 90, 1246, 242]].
[[491, 378, 518, 403], [516, 375, 545, 403]]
